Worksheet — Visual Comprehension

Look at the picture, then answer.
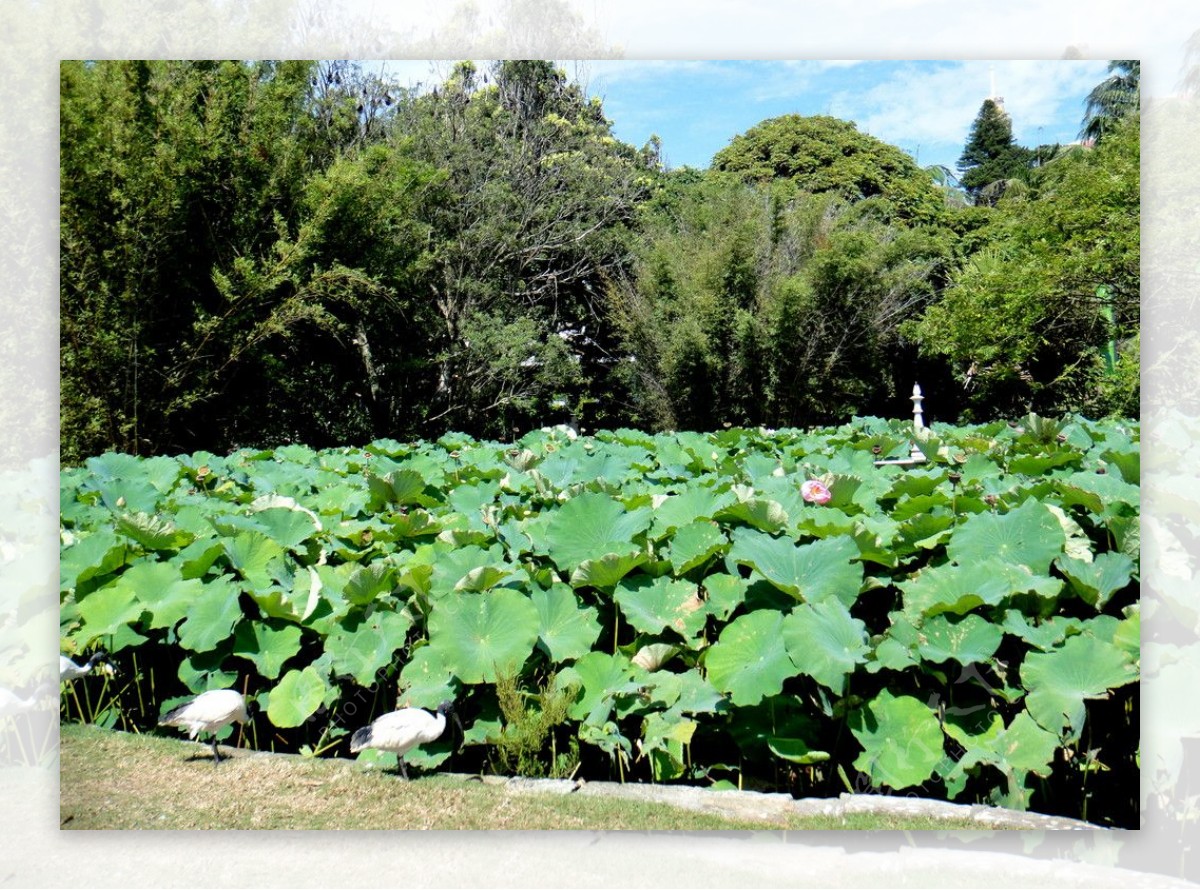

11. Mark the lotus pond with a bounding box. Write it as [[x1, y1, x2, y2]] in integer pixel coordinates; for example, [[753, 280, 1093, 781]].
[[59, 415, 1140, 827]]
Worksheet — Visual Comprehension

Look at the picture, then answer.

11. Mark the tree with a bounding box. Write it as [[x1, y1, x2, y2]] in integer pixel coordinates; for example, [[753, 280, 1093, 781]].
[[1080, 61, 1140, 144], [712, 114, 947, 224], [396, 60, 649, 438], [910, 115, 1139, 418], [956, 99, 1035, 205]]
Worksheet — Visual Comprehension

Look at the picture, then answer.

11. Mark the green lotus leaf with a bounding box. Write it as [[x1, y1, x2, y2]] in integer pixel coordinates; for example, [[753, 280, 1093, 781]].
[[900, 558, 1061, 619], [543, 491, 652, 570], [324, 610, 413, 686], [429, 544, 511, 597], [397, 645, 457, 708], [1008, 452, 1082, 475], [267, 666, 329, 728], [249, 506, 320, 552], [342, 561, 396, 605], [384, 509, 442, 539], [1000, 610, 1084, 651], [114, 511, 195, 551], [569, 551, 647, 589], [727, 528, 862, 606], [714, 497, 789, 534], [1021, 633, 1139, 740], [1111, 608, 1139, 662], [894, 512, 956, 553], [174, 537, 225, 580], [650, 487, 735, 538], [704, 610, 799, 706], [61, 529, 128, 592], [75, 580, 145, 647], [916, 613, 1004, 665], [178, 648, 239, 694], [946, 499, 1065, 573], [1054, 471, 1140, 517], [177, 577, 243, 652], [768, 736, 831, 765], [455, 564, 516, 593], [614, 575, 707, 640], [946, 710, 1060, 799], [232, 620, 304, 680], [556, 651, 641, 722], [850, 689, 944, 790], [427, 588, 539, 684], [702, 573, 748, 621], [1054, 551, 1135, 609], [221, 531, 286, 589], [124, 560, 205, 630], [781, 599, 870, 692], [673, 669, 726, 715], [531, 583, 601, 663], [367, 468, 436, 509], [666, 520, 728, 575]]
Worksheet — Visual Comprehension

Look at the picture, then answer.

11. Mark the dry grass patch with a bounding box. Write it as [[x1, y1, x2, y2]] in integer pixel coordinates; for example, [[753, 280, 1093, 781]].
[[60, 724, 997, 831]]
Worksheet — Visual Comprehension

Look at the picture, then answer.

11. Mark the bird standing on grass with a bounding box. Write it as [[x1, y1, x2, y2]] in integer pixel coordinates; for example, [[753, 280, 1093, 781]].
[[158, 688, 250, 765], [60, 650, 112, 682], [350, 700, 462, 780]]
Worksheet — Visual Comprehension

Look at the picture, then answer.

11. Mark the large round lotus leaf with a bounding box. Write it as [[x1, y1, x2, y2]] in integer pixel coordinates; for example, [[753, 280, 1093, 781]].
[[248, 506, 319, 552], [543, 492, 652, 570], [666, 520, 728, 575], [946, 499, 1065, 574], [1054, 551, 1135, 609], [397, 645, 457, 708], [900, 558, 1061, 619], [531, 583, 601, 663], [1000, 610, 1084, 651], [649, 486, 734, 538], [704, 610, 800, 706], [75, 579, 145, 647], [114, 511, 195, 551], [556, 651, 641, 722], [177, 577, 243, 652], [232, 620, 304, 680], [850, 689, 944, 790], [221, 531, 286, 590], [116, 560, 202, 631], [61, 529, 128, 592], [343, 561, 396, 605], [267, 666, 329, 728], [768, 736, 830, 765], [948, 710, 1059, 789], [673, 669, 726, 715], [569, 552, 647, 589], [429, 544, 511, 596], [702, 573, 748, 621], [781, 599, 870, 692], [614, 575, 707, 641], [916, 613, 1003, 665], [1020, 633, 1138, 740], [427, 588, 539, 684], [727, 527, 862, 606], [714, 497, 789, 534], [323, 610, 413, 686]]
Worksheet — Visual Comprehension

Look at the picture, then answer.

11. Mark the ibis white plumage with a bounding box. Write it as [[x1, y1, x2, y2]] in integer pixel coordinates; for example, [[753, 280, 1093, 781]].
[[60, 650, 112, 682], [350, 700, 461, 780], [158, 688, 250, 765]]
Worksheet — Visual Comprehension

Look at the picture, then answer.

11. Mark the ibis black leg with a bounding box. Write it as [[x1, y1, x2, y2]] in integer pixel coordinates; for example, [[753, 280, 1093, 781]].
[[212, 737, 221, 765], [399, 758, 409, 781]]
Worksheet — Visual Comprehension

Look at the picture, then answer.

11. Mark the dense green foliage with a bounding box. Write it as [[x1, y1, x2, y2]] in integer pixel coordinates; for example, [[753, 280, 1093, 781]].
[[61, 61, 1139, 461], [60, 418, 1139, 825], [1081, 61, 1140, 144], [910, 116, 1139, 419], [956, 99, 1037, 205]]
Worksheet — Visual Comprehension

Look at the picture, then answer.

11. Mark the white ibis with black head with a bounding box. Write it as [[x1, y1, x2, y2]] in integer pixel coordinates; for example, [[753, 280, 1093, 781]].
[[60, 650, 112, 682], [350, 700, 463, 780], [158, 688, 250, 765]]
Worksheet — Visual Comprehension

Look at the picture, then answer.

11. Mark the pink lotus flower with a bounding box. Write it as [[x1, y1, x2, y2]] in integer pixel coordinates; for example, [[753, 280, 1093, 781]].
[[801, 479, 832, 505]]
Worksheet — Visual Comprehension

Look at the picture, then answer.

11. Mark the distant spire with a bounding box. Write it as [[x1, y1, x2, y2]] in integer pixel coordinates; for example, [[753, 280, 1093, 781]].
[[989, 63, 1006, 115]]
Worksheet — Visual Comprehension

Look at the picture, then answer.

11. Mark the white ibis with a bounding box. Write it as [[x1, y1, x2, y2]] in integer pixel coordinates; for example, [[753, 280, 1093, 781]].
[[60, 650, 113, 682], [158, 688, 250, 765], [350, 700, 462, 780]]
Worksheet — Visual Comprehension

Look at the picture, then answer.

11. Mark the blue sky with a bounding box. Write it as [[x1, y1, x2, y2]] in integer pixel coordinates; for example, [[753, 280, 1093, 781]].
[[383, 59, 1113, 176]]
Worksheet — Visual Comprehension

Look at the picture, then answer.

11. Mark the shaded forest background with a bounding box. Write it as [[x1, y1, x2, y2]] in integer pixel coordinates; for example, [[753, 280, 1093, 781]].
[[60, 60, 1140, 464]]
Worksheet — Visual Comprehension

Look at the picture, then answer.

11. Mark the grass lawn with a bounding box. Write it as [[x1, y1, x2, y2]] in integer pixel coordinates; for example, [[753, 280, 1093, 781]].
[[59, 723, 1002, 831]]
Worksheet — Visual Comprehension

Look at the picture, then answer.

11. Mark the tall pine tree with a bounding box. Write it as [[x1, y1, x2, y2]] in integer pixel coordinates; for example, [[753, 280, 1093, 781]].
[[957, 99, 1033, 205]]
